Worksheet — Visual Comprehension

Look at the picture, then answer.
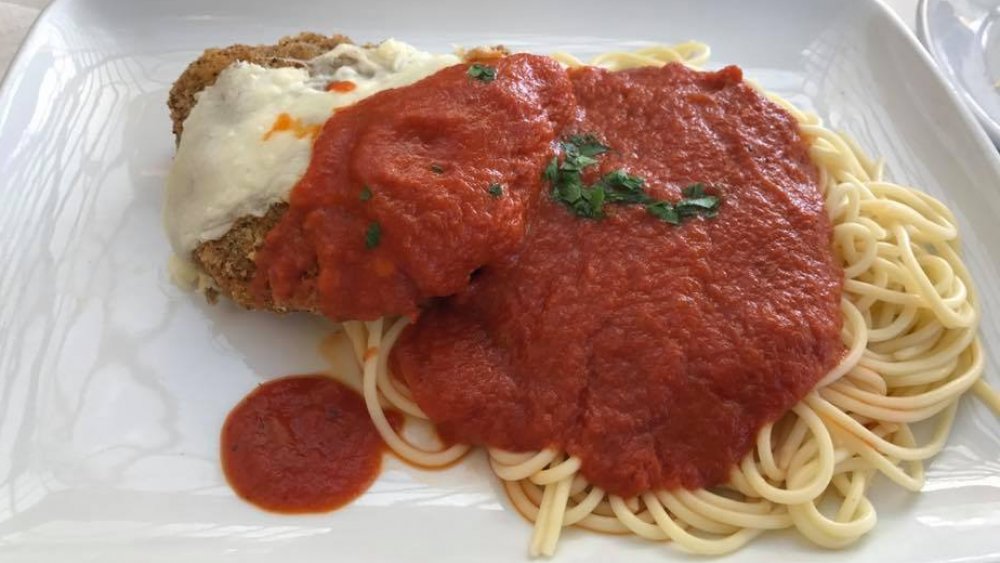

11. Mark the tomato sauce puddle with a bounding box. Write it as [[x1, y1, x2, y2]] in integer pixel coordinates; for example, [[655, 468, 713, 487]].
[[221, 375, 400, 513], [230, 57, 843, 506]]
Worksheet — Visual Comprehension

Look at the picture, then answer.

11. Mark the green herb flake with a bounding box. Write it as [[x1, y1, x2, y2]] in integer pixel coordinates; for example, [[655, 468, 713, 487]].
[[544, 134, 722, 224], [364, 222, 382, 249], [487, 184, 504, 198], [580, 185, 606, 217], [682, 183, 706, 198], [430, 164, 444, 174], [646, 201, 680, 225], [565, 134, 609, 157], [560, 154, 598, 171], [548, 133, 610, 218], [560, 176, 583, 203], [467, 63, 497, 82], [600, 170, 647, 204], [678, 197, 718, 210], [543, 157, 559, 183], [359, 186, 373, 201], [674, 183, 721, 220], [603, 169, 645, 192]]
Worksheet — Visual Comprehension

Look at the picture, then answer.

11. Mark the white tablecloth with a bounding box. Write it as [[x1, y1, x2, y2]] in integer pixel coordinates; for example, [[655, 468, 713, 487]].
[[1, 0, 47, 78]]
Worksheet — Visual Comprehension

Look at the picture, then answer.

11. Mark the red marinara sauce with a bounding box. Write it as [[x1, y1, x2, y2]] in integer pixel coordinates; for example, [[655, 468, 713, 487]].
[[221, 375, 398, 513], [252, 54, 574, 320], [391, 64, 844, 496]]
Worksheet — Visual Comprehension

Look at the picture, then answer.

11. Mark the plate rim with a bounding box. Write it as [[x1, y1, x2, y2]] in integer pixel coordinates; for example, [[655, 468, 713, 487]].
[[1, 0, 999, 561], [2, 0, 998, 180], [915, 0, 1000, 147]]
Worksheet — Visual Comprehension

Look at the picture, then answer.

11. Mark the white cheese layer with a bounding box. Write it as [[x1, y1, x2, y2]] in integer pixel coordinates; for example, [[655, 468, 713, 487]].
[[163, 39, 459, 263]]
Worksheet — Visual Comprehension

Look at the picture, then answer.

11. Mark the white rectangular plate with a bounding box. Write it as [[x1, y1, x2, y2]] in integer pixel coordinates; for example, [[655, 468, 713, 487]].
[[1, 0, 999, 561]]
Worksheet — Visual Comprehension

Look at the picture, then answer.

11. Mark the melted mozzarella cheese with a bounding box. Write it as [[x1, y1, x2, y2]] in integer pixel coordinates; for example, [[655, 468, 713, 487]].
[[164, 39, 459, 267]]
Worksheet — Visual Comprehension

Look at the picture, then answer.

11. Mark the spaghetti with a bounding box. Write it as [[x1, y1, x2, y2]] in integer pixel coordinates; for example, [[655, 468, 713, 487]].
[[331, 43, 997, 556]]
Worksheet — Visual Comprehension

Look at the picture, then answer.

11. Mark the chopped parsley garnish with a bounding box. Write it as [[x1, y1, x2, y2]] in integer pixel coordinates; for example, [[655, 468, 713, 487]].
[[364, 222, 382, 249], [545, 134, 721, 224], [468, 63, 497, 82], [646, 201, 680, 224], [430, 164, 444, 174], [676, 184, 721, 219], [487, 183, 504, 198], [565, 134, 609, 158], [359, 186, 373, 201]]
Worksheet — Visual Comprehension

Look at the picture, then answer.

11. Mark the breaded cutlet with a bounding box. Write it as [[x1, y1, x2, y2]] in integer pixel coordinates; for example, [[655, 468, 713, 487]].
[[168, 32, 351, 141], [169, 35, 507, 313], [168, 32, 351, 313]]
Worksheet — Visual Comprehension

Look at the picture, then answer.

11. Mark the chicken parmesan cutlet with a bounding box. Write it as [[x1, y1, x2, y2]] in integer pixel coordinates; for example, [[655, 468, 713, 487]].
[[165, 33, 513, 315], [168, 32, 348, 311]]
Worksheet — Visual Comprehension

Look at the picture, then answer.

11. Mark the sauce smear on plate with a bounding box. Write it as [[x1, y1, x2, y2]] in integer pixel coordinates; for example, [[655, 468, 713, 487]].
[[221, 375, 397, 513]]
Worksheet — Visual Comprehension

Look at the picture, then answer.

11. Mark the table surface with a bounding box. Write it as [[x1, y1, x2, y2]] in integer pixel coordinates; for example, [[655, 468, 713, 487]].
[[1, 0, 47, 78], [1, 0, 919, 79]]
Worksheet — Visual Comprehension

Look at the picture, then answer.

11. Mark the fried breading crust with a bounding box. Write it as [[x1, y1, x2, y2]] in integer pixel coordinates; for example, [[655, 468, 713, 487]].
[[170, 33, 350, 312], [168, 32, 351, 141], [170, 35, 507, 313]]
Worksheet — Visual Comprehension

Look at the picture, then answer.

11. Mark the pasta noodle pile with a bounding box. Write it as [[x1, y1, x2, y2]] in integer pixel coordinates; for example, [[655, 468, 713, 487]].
[[330, 42, 998, 557]]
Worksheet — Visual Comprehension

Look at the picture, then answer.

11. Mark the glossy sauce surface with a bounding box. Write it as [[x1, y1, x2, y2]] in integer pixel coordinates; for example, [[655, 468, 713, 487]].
[[252, 54, 574, 320], [221, 375, 397, 513], [392, 64, 843, 495], [249, 59, 843, 497]]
